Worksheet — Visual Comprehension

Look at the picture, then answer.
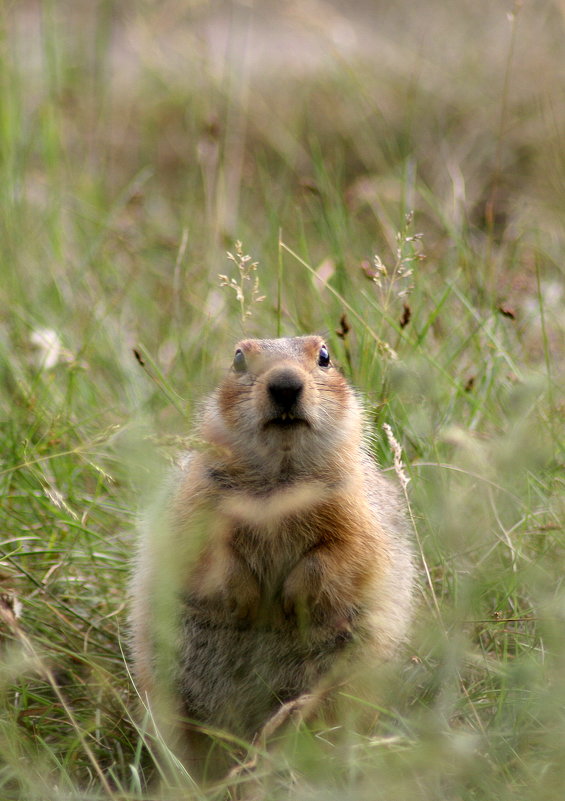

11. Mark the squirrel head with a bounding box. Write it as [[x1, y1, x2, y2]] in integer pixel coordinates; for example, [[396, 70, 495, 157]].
[[201, 336, 363, 476]]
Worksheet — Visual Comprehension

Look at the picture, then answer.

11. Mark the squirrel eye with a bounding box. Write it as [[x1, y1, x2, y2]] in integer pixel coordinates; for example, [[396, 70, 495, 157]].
[[233, 348, 247, 373], [318, 345, 330, 368]]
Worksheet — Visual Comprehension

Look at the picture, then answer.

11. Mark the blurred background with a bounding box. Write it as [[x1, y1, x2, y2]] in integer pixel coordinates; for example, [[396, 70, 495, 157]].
[[3, 0, 564, 370]]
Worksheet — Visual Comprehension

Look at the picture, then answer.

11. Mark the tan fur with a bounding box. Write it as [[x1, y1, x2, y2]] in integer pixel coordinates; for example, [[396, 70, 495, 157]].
[[129, 336, 414, 779]]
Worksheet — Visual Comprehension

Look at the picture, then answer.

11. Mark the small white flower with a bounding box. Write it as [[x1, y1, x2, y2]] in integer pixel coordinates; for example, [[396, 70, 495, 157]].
[[29, 328, 73, 369]]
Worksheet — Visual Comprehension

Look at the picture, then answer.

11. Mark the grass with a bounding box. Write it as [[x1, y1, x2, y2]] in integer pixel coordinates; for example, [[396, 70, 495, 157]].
[[0, 0, 564, 798]]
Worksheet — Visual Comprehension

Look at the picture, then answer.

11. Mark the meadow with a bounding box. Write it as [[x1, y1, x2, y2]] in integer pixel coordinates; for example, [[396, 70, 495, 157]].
[[0, 1, 564, 798]]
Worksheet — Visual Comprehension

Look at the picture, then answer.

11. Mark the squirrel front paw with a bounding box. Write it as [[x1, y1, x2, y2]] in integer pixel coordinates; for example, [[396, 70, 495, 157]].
[[282, 555, 357, 642], [282, 558, 320, 624], [223, 563, 261, 623], [190, 549, 261, 624], [224, 581, 260, 622]]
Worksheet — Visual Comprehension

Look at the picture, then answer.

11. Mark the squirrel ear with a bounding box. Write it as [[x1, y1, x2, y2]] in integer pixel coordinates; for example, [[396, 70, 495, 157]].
[[233, 348, 247, 373]]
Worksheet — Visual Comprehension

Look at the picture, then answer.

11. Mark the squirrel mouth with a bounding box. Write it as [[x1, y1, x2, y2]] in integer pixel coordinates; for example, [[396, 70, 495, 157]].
[[264, 412, 309, 430]]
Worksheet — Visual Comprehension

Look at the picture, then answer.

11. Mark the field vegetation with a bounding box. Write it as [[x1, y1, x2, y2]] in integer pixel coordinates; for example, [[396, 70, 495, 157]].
[[0, 1, 564, 798]]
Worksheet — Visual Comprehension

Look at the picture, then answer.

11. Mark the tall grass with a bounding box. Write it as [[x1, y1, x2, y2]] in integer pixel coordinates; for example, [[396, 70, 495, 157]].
[[0, 1, 564, 799]]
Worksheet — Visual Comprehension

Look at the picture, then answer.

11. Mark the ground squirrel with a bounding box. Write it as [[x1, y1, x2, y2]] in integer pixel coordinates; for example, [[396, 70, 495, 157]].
[[129, 335, 414, 777]]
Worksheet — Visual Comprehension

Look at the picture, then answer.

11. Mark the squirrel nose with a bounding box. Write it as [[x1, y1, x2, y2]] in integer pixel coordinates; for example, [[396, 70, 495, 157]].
[[267, 370, 304, 412]]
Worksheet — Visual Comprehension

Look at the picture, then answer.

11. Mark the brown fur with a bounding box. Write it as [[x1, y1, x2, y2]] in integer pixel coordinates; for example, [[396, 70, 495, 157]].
[[129, 336, 414, 780]]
